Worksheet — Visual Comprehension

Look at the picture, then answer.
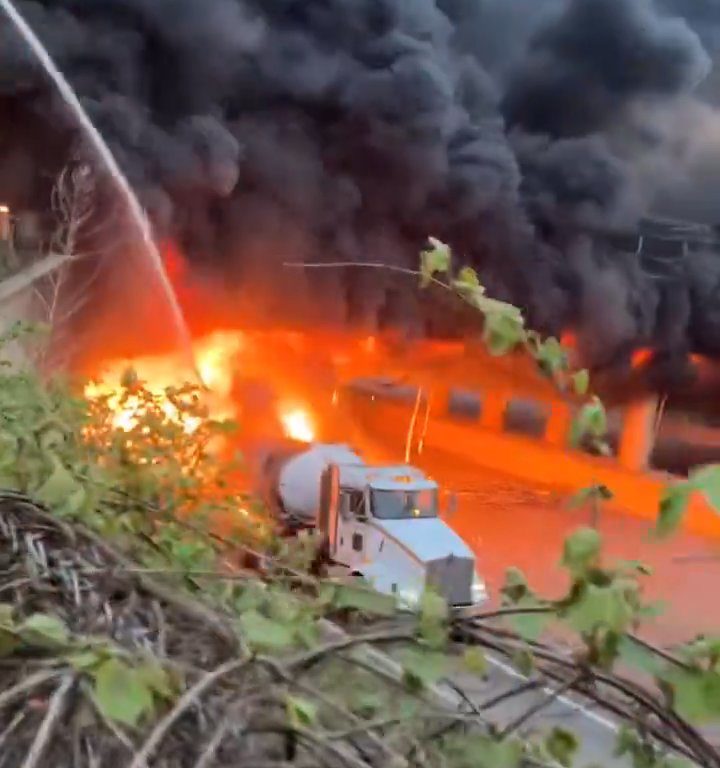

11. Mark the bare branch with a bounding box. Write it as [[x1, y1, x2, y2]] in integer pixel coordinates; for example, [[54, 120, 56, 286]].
[[20, 674, 74, 768]]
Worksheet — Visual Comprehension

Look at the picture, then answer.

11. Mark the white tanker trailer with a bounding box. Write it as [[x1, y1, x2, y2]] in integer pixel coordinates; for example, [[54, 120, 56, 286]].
[[258, 442, 487, 608]]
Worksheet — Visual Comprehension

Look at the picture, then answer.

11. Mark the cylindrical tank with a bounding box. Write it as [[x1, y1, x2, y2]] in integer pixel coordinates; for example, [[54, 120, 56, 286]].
[[273, 443, 363, 523]]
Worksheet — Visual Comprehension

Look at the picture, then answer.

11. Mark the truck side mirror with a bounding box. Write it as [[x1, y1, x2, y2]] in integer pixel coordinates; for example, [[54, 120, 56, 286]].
[[446, 492, 458, 520]]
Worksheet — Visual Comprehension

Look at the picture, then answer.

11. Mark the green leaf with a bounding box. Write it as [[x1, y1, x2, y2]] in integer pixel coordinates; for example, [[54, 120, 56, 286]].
[[545, 727, 579, 768], [656, 484, 692, 539], [333, 583, 396, 616], [418, 590, 448, 649], [572, 369, 590, 396], [664, 669, 720, 723], [483, 309, 526, 356], [443, 734, 523, 768], [452, 265, 482, 292], [19, 613, 70, 648], [420, 238, 451, 287], [34, 455, 80, 508], [689, 464, 720, 511], [566, 584, 634, 635], [238, 609, 296, 651], [0, 629, 19, 657], [511, 649, 534, 676], [66, 651, 103, 671], [400, 648, 447, 691], [136, 662, 174, 700], [617, 636, 664, 675], [561, 527, 602, 576], [349, 690, 385, 719], [570, 397, 607, 447], [0, 603, 14, 626], [510, 600, 551, 642], [93, 658, 154, 727], [478, 739, 523, 768], [501, 567, 531, 604], [463, 647, 488, 676], [266, 589, 303, 624], [285, 695, 318, 729], [535, 337, 568, 378]]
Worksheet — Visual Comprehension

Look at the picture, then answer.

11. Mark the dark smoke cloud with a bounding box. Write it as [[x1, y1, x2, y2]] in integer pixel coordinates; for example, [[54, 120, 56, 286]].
[[0, 0, 719, 385], [503, 0, 710, 136]]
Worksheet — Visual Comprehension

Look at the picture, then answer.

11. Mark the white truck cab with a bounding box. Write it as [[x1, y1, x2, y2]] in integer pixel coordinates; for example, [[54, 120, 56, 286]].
[[272, 444, 487, 608]]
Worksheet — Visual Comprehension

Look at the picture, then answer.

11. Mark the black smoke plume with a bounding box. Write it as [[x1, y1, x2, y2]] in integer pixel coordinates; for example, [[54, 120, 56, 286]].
[[0, 0, 719, 389]]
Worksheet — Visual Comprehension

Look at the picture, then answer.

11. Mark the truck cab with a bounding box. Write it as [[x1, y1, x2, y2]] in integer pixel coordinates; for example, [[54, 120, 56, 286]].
[[266, 442, 486, 608], [322, 461, 487, 608]]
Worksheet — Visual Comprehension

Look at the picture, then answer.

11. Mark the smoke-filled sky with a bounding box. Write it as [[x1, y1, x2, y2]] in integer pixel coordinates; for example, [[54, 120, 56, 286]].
[[3, 0, 720, 376]]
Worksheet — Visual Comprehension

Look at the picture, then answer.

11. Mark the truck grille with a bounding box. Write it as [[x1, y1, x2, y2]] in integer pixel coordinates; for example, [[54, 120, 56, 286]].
[[425, 555, 474, 605]]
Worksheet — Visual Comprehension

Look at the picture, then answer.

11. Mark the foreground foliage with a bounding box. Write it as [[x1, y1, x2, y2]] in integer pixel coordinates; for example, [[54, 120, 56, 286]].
[[0, 254, 719, 766]]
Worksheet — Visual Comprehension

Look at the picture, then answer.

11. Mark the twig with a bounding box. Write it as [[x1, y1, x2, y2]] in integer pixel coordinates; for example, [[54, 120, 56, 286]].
[[292, 724, 379, 768], [287, 628, 416, 670], [129, 656, 252, 768], [328, 710, 485, 740], [479, 679, 543, 712], [258, 656, 406, 768], [0, 669, 61, 710], [0, 710, 25, 751], [152, 600, 167, 658], [498, 674, 582, 739], [192, 714, 233, 768], [20, 674, 74, 768], [78, 524, 244, 654], [469, 606, 554, 622], [626, 633, 690, 671]]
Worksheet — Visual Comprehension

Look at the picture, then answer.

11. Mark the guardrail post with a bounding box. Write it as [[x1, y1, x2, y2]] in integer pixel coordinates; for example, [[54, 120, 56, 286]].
[[545, 401, 571, 447], [480, 389, 508, 431], [618, 396, 659, 472]]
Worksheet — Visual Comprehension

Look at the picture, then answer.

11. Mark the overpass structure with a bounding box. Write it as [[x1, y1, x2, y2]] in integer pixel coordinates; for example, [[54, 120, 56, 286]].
[[339, 339, 720, 538]]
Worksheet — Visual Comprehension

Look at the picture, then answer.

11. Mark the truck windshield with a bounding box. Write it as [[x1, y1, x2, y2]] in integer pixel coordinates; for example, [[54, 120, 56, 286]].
[[371, 489, 438, 519]]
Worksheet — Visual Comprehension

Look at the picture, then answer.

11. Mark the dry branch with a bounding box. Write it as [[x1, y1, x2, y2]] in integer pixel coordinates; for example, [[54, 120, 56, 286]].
[[0, 492, 717, 768]]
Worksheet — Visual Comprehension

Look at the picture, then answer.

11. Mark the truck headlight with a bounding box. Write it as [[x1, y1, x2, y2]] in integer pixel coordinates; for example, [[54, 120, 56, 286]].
[[471, 573, 488, 605]]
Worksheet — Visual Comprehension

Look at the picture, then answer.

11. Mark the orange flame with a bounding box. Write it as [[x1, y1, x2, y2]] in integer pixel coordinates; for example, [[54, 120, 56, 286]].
[[84, 330, 244, 433], [631, 348, 654, 370], [560, 330, 577, 350], [278, 405, 315, 443], [83, 326, 324, 446]]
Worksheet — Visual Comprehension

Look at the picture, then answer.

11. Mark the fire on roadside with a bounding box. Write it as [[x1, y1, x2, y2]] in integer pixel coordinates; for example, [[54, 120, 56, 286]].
[[83, 330, 244, 434], [81, 327, 344, 446]]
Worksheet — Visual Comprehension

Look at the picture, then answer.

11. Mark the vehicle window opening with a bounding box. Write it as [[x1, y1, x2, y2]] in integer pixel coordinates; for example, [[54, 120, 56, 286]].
[[340, 489, 366, 519], [371, 488, 438, 519]]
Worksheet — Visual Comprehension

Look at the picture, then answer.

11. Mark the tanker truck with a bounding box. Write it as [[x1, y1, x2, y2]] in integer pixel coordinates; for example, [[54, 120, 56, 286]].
[[257, 442, 487, 609]]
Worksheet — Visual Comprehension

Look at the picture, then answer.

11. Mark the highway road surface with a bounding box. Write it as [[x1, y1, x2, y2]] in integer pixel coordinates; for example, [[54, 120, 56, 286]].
[[337, 404, 720, 766]]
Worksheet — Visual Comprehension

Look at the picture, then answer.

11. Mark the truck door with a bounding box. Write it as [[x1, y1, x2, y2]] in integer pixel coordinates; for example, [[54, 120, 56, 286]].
[[334, 489, 367, 569]]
